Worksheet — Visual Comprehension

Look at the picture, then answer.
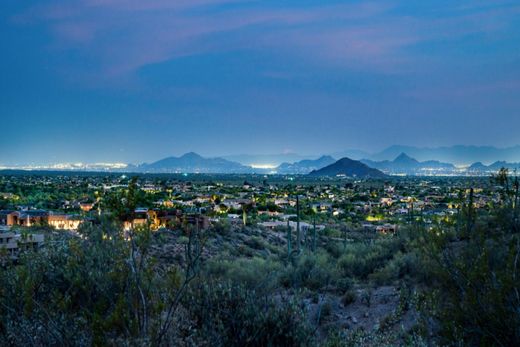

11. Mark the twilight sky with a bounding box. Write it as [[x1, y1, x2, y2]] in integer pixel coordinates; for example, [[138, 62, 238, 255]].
[[1, 0, 520, 165]]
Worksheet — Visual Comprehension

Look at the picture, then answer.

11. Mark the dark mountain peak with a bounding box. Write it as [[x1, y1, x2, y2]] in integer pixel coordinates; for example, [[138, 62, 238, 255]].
[[336, 157, 357, 165], [310, 157, 386, 178], [181, 152, 203, 160], [469, 162, 487, 170], [394, 152, 418, 164]]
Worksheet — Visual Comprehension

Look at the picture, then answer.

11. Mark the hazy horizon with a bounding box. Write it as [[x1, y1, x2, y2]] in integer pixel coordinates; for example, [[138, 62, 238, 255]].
[[4, 144, 520, 167]]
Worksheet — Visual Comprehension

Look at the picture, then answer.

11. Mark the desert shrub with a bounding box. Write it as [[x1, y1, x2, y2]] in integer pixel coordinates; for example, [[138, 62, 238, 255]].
[[317, 300, 333, 325], [244, 236, 267, 250], [337, 236, 403, 279], [184, 281, 314, 346], [204, 257, 282, 292], [341, 290, 357, 307], [273, 225, 287, 233], [323, 240, 344, 258], [322, 327, 430, 347], [336, 277, 354, 292], [177, 235, 189, 244], [211, 219, 232, 234], [360, 289, 372, 307], [369, 251, 421, 285], [279, 251, 340, 291], [322, 227, 341, 238], [321, 329, 350, 347], [236, 244, 255, 257]]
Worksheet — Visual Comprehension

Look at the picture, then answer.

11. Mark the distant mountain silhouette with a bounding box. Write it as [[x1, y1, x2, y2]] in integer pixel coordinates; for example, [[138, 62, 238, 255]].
[[468, 162, 488, 171], [368, 145, 520, 165], [467, 161, 520, 173], [138, 152, 252, 173], [362, 153, 455, 175], [277, 156, 336, 174], [222, 153, 310, 166], [310, 157, 386, 178], [393, 152, 419, 165], [329, 149, 370, 161], [13, 145, 520, 176]]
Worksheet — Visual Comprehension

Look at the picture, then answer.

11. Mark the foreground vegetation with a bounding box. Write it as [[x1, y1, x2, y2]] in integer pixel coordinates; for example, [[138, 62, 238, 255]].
[[1, 172, 519, 346]]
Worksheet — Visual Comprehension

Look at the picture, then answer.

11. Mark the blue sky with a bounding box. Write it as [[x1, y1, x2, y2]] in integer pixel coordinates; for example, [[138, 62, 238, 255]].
[[1, 0, 520, 165]]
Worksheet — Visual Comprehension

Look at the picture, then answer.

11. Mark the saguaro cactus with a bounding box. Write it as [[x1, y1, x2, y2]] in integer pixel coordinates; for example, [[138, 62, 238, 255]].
[[242, 206, 247, 227], [343, 225, 348, 250], [287, 219, 292, 259], [312, 218, 317, 252], [296, 195, 301, 252]]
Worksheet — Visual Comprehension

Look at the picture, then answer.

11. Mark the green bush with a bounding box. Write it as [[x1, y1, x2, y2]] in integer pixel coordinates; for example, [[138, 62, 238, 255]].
[[279, 251, 340, 291], [318, 300, 333, 325], [184, 281, 314, 346], [204, 257, 282, 292], [369, 251, 421, 285], [244, 236, 267, 250], [337, 237, 404, 280], [341, 290, 357, 307]]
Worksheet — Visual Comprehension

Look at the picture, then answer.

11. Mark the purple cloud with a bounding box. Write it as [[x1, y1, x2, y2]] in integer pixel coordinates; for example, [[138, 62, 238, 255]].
[[13, 0, 520, 86]]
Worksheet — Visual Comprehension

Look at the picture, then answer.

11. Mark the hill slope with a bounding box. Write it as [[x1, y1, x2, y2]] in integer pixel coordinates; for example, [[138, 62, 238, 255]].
[[309, 157, 386, 178]]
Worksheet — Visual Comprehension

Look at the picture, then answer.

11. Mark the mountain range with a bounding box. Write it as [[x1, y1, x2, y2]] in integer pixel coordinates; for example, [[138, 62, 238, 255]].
[[467, 161, 520, 173], [137, 152, 252, 174], [6, 145, 520, 176], [361, 153, 456, 175], [367, 145, 520, 165], [136, 153, 338, 174], [220, 145, 520, 166], [136, 151, 520, 176]]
